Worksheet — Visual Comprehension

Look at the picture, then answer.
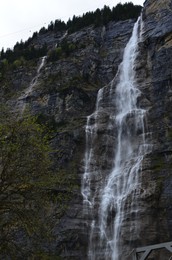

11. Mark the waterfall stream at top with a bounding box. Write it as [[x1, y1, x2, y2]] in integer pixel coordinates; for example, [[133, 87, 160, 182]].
[[82, 17, 151, 260]]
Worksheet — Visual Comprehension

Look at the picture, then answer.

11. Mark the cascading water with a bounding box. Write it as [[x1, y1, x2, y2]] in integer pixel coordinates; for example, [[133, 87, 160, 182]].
[[18, 56, 46, 115], [82, 17, 150, 260]]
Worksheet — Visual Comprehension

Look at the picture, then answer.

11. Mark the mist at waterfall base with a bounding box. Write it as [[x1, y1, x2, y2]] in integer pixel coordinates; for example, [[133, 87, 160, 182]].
[[82, 16, 151, 260]]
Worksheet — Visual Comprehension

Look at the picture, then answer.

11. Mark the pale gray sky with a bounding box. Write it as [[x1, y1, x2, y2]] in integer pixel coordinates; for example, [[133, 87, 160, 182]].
[[0, 0, 144, 50]]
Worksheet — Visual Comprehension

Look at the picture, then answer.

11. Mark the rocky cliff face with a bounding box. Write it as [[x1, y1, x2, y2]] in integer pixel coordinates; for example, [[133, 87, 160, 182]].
[[0, 18, 135, 258], [80, 0, 172, 258], [131, 0, 172, 258], [1, 0, 172, 259]]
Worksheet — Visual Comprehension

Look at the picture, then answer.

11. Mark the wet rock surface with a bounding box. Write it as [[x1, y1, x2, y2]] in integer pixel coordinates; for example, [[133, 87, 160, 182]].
[[129, 0, 172, 259], [1, 0, 172, 258]]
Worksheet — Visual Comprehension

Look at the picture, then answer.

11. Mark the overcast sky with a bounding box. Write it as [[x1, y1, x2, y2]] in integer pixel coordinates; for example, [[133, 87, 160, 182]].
[[0, 0, 144, 50]]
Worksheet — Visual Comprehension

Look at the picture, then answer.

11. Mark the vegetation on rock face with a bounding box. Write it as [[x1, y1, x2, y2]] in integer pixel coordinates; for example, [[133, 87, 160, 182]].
[[0, 107, 79, 258], [0, 2, 143, 257], [66, 2, 142, 33], [0, 2, 142, 65], [47, 40, 77, 62], [0, 108, 51, 255], [0, 42, 48, 65]]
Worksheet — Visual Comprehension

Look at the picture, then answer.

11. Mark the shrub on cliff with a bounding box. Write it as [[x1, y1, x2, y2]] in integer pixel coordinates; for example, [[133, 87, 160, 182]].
[[47, 46, 62, 61], [0, 111, 52, 257], [0, 107, 80, 258]]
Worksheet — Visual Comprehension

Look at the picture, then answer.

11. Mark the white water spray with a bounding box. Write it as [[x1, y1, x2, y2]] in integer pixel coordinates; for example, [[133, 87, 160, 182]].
[[82, 18, 150, 260]]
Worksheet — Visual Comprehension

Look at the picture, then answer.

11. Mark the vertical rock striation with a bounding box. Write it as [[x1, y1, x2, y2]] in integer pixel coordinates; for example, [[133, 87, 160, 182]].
[[128, 0, 172, 258], [82, 0, 172, 259], [120, 0, 172, 258], [82, 17, 150, 260], [1, 0, 172, 259]]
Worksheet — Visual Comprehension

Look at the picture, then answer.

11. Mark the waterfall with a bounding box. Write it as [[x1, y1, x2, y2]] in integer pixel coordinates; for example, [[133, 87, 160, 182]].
[[18, 56, 46, 115], [82, 18, 150, 260]]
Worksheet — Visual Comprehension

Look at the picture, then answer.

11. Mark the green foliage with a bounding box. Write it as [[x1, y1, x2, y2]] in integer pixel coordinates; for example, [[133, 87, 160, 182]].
[[39, 26, 47, 34], [12, 56, 26, 69], [0, 110, 57, 256], [66, 2, 142, 33], [111, 2, 141, 21], [0, 110, 52, 256], [44, 2, 142, 34], [0, 43, 48, 65], [0, 59, 9, 79], [0, 106, 80, 258], [54, 19, 66, 32], [39, 19, 67, 34], [47, 41, 77, 62], [0, 2, 142, 66], [1, 58, 8, 67], [47, 47, 62, 62], [60, 39, 76, 56]]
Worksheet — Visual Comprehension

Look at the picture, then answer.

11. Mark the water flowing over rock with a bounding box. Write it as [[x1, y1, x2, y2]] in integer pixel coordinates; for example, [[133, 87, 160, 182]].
[[1, 0, 172, 259], [17, 56, 47, 115], [82, 17, 152, 260]]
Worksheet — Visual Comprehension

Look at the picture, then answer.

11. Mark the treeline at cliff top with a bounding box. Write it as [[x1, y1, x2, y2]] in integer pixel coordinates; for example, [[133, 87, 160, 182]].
[[0, 2, 142, 65], [41, 2, 142, 34]]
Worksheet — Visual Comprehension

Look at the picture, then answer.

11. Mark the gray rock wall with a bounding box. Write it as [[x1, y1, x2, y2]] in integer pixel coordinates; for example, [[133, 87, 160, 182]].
[[1, 0, 172, 258], [131, 0, 172, 258], [0, 19, 135, 258]]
